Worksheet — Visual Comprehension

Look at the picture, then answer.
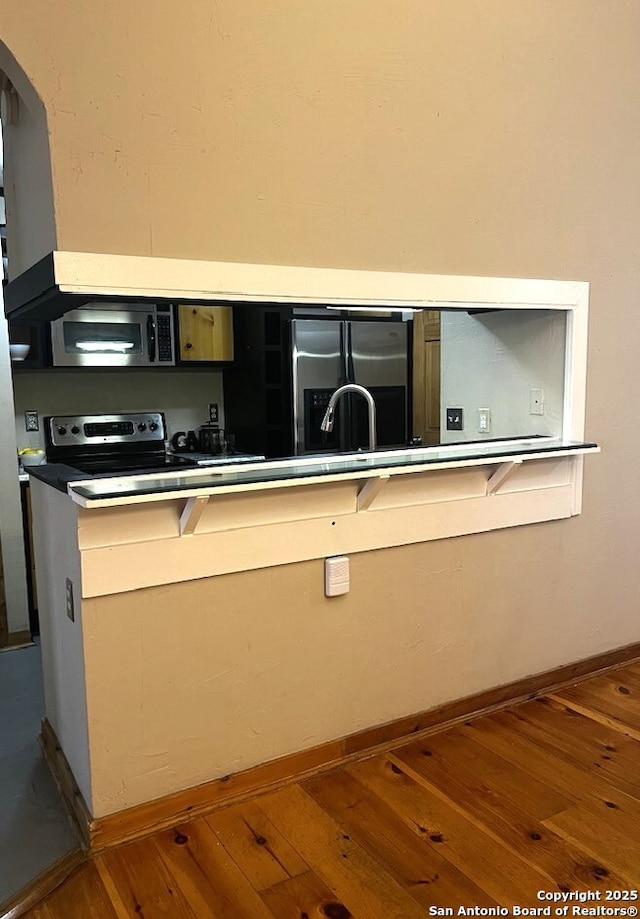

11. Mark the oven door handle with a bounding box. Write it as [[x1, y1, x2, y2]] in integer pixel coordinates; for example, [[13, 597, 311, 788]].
[[147, 315, 156, 362]]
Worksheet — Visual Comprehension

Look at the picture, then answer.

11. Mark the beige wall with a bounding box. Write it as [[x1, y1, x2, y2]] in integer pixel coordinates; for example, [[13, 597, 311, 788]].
[[1, 2, 638, 768], [83, 549, 509, 815]]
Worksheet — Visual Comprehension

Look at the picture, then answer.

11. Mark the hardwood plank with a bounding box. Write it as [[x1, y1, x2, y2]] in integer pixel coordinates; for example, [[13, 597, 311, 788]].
[[499, 704, 640, 812], [549, 695, 640, 742], [346, 755, 556, 907], [205, 800, 309, 891], [260, 869, 355, 919], [543, 805, 640, 884], [257, 784, 427, 919], [400, 725, 573, 819], [551, 683, 640, 739], [93, 856, 134, 919], [390, 742, 629, 894], [96, 836, 198, 919], [558, 675, 640, 719], [302, 768, 499, 909], [553, 666, 640, 711], [22, 905, 55, 919], [596, 663, 640, 692], [153, 820, 277, 919], [522, 695, 640, 759], [37, 863, 119, 919], [462, 708, 640, 808], [513, 697, 640, 795]]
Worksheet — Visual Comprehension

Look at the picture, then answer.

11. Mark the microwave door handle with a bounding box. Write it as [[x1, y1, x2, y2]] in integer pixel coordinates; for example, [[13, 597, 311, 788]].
[[147, 315, 156, 362]]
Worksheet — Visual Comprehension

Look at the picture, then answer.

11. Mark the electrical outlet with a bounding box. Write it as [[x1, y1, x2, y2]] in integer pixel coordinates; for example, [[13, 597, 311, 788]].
[[446, 408, 464, 431], [25, 411, 39, 432], [208, 403, 219, 423], [529, 388, 544, 415], [477, 408, 491, 434], [66, 578, 75, 622]]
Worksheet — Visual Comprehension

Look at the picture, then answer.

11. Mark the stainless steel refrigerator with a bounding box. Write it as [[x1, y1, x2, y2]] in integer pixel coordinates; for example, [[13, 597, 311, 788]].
[[291, 318, 409, 455]]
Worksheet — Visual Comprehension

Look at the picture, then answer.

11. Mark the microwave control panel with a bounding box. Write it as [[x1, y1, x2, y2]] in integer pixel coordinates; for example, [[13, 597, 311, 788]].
[[157, 313, 173, 362]]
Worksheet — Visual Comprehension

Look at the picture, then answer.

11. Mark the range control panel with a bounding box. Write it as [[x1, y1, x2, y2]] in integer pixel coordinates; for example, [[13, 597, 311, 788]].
[[45, 413, 167, 449]]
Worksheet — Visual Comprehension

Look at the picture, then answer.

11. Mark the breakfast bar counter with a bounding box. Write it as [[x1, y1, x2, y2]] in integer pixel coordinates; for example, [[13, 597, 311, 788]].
[[28, 437, 597, 831], [18, 260, 599, 837]]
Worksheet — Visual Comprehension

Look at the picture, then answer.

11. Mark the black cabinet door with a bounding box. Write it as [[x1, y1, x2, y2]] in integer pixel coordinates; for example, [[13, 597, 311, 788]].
[[9, 320, 52, 369]]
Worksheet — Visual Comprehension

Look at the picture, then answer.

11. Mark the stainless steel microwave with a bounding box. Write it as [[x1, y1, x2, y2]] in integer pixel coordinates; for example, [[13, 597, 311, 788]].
[[50, 303, 175, 367]]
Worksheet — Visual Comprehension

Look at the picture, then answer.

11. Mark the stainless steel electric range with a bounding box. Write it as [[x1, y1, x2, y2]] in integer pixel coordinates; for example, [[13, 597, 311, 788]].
[[44, 412, 200, 475]]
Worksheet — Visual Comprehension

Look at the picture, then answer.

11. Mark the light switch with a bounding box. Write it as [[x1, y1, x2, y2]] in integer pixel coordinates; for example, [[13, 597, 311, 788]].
[[446, 408, 463, 431], [477, 408, 491, 433]]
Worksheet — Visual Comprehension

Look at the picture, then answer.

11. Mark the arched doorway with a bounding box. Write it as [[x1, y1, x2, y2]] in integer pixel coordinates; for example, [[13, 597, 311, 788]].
[[0, 46, 78, 909], [0, 39, 57, 645]]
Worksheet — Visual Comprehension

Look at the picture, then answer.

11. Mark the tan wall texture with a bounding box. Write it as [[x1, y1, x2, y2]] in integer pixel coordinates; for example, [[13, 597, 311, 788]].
[[1, 1, 638, 789]]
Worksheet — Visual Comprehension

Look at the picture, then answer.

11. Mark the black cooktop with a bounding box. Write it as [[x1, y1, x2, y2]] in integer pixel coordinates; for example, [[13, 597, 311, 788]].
[[43, 411, 203, 476]]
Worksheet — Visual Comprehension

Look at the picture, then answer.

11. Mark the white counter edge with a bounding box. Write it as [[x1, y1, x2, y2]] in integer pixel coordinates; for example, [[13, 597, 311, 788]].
[[67, 442, 600, 509]]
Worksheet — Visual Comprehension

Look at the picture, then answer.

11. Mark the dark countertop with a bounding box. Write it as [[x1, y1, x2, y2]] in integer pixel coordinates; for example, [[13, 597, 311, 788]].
[[26, 463, 89, 492], [26, 452, 266, 493]]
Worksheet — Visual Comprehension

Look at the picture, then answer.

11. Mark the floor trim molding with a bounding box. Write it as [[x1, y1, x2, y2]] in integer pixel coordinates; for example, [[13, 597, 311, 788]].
[[39, 719, 92, 851], [0, 631, 33, 652], [43, 640, 640, 853]]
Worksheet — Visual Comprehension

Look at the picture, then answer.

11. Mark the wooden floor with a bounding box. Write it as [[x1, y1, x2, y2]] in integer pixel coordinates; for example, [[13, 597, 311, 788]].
[[23, 662, 640, 918]]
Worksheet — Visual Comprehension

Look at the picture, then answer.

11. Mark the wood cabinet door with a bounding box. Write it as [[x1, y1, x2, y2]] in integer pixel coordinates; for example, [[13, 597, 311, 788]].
[[412, 310, 441, 446], [178, 306, 234, 362]]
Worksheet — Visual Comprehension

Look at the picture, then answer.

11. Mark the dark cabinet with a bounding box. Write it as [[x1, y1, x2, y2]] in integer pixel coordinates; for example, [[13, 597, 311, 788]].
[[223, 306, 293, 458], [20, 482, 39, 637], [9, 319, 51, 369]]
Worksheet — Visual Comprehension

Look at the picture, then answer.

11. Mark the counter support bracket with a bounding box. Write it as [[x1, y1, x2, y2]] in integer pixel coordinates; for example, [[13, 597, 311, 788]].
[[180, 496, 210, 536], [486, 460, 522, 496], [357, 475, 390, 512]]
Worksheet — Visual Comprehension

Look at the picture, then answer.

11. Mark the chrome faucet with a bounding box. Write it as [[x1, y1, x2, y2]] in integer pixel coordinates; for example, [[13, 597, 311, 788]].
[[320, 383, 377, 451]]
